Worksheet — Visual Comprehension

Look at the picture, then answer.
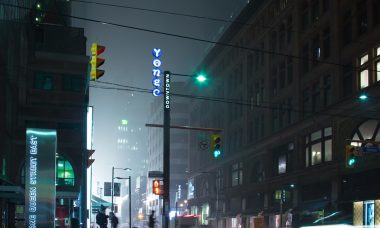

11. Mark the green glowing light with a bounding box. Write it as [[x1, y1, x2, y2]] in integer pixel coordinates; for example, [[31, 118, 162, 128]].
[[196, 75, 207, 82], [121, 119, 128, 125], [359, 94, 368, 101], [213, 149, 221, 158]]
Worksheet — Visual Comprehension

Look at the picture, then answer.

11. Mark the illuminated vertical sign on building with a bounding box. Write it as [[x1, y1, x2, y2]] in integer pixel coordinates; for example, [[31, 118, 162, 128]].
[[164, 71, 171, 109], [25, 128, 57, 228], [152, 48, 162, 96]]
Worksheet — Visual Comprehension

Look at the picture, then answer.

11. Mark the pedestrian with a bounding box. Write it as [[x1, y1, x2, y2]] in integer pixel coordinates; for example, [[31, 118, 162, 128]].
[[148, 210, 156, 228], [109, 212, 119, 228], [96, 205, 109, 228]]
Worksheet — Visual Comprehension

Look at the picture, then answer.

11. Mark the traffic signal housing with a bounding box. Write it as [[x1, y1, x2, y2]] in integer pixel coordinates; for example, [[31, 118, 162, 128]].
[[345, 145, 358, 168], [211, 134, 222, 158], [152, 179, 163, 195], [87, 149, 95, 168], [90, 43, 105, 81]]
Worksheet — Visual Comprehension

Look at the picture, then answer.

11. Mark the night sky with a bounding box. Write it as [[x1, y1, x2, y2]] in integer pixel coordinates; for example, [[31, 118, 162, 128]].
[[71, 0, 247, 195]]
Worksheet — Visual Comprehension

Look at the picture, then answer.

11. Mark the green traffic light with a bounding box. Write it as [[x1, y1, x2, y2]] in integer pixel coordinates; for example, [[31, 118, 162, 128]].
[[213, 149, 221, 158], [348, 158, 356, 166], [196, 74, 207, 83], [359, 94, 368, 101]]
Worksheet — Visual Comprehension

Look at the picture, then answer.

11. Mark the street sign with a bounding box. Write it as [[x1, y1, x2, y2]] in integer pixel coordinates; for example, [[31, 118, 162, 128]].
[[148, 171, 164, 178], [361, 146, 380, 154], [199, 140, 209, 150], [351, 145, 380, 155]]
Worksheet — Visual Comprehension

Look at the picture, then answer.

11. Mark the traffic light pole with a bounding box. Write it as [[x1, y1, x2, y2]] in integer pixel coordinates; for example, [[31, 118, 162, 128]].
[[163, 71, 171, 228]]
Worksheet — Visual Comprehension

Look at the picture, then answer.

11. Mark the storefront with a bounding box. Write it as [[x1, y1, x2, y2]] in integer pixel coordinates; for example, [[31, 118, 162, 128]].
[[353, 200, 380, 226]]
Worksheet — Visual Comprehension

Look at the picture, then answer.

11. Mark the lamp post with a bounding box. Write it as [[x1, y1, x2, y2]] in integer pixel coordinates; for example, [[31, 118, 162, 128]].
[[111, 167, 131, 226], [115, 176, 132, 228]]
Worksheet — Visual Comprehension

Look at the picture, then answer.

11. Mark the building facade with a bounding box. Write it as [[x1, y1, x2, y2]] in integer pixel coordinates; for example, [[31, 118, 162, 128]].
[[0, 1, 89, 227], [187, 0, 380, 227]]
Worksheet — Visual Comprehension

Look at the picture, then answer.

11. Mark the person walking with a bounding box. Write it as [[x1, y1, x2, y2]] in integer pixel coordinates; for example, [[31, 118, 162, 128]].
[[148, 210, 156, 228], [96, 205, 109, 228], [109, 212, 119, 228]]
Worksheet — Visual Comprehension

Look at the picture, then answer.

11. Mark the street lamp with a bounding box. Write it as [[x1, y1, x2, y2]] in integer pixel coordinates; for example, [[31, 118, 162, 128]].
[[111, 167, 132, 228], [115, 176, 132, 228]]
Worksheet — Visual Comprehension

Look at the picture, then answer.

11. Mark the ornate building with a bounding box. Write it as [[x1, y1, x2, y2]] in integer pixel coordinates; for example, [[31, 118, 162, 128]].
[[187, 0, 380, 227]]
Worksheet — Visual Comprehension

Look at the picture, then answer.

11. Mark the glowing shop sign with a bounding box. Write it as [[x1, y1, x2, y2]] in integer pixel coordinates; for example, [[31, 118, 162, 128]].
[[25, 128, 57, 228], [152, 48, 162, 96]]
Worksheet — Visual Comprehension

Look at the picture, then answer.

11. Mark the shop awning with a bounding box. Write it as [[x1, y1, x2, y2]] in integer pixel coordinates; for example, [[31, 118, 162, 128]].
[[91, 195, 112, 209], [0, 185, 24, 199]]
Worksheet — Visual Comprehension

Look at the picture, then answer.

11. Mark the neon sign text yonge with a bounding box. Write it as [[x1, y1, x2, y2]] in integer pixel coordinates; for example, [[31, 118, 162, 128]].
[[152, 48, 162, 96]]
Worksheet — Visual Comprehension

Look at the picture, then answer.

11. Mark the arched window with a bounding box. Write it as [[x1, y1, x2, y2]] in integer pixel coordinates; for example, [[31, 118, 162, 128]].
[[351, 120, 380, 146], [56, 154, 75, 186], [21, 154, 75, 186]]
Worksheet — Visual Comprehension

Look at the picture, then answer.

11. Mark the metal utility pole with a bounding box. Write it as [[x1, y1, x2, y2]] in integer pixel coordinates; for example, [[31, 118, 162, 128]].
[[111, 166, 115, 212], [128, 176, 132, 228], [163, 71, 171, 228]]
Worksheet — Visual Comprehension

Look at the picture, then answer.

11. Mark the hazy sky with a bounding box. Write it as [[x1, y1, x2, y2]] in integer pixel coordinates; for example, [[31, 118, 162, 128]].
[[71, 0, 247, 195]]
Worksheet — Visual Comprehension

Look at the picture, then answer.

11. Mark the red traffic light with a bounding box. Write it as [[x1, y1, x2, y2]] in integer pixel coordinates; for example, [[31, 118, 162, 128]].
[[153, 179, 163, 195], [90, 42, 106, 81]]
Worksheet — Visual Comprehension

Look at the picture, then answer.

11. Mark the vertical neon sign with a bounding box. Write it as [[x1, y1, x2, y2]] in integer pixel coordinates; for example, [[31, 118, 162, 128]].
[[152, 48, 162, 96], [25, 128, 57, 228]]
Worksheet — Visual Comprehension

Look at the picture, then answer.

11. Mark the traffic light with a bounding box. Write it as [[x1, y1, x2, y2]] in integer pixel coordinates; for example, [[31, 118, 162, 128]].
[[87, 149, 95, 168], [152, 179, 163, 195], [211, 134, 222, 158], [345, 145, 358, 168], [90, 43, 105, 81]]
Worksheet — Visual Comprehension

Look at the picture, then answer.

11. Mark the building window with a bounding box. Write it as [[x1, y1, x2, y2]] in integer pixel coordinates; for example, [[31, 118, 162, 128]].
[[312, 82, 321, 112], [376, 46, 380, 81], [201, 203, 209, 225], [302, 88, 310, 117], [312, 36, 321, 64], [216, 169, 224, 190], [250, 160, 264, 183], [231, 162, 243, 186], [305, 127, 332, 167], [322, 27, 330, 59], [302, 43, 309, 73], [323, 75, 332, 106], [357, 0, 368, 35], [287, 57, 293, 84], [342, 10, 352, 46], [278, 154, 286, 174], [56, 154, 75, 186], [359, 54, 369, 88], [343, 66, 353, 96], [374, 0, 380, 25], [34, 72, 53, 90], [351, 120, 380, 146], [286, 15, 292, 44], [63, 75, 83, 92]]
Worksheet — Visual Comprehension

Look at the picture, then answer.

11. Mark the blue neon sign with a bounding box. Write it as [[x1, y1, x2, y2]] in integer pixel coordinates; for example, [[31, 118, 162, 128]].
[[152, 48, 162, 96]]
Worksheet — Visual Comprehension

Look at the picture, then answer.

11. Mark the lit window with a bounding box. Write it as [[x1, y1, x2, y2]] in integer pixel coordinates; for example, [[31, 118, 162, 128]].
[[278, 155, 286, 174], [311, 143, 322, 165], [360, 54, 368, 65], [360, 69, 369, 88], [377, 61, 380, 81], [377, 47, 380, 56], [305, 127, 332, 167]]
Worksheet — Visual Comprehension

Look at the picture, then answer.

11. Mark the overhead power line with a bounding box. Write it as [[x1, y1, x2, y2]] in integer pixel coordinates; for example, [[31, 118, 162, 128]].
[[70, 0, 368, 47], [90, 81, 380, 121], [2, 2, 379, 75]]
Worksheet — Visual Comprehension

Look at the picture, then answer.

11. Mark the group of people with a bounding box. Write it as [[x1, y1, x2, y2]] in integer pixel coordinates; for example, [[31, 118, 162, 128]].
[[96, 205, 156, 228], [96, 205, 119, 228]]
